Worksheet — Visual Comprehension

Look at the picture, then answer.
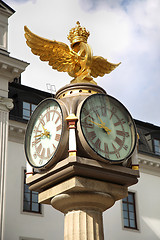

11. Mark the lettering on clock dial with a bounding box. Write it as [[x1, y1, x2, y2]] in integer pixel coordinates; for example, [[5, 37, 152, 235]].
[[81, 120, 94, 129], [36, 143, 42, 154], [104, 143, 109, 158], [82, 108, 90, 117], [123, 145, 128, 151], [52, 111, 56, 121], [87, 131, 96, 141], [101, 105, 107, 116], [53, 143, 56, 150], [47, 148, 51, 158], [112, 143, 120, 158], [115, 137, 123, 147], [56, 124, 62, 131], [40, 148, 45, 158], [55, 114, 61, 124], [33, 153, 37, 159], [95, 138, 101, 150], [32, 138, 41, 147], [46, 110, 50, 122], [39, 159, 43, 165], [116, 130, 129, 138], [33, 126, 42, 133], [55, 134, 61, 142], [110, 107, 117, 120], [94, 109, 100, 118], [39, 118, 45, 126], [114, 119, 126, 126]]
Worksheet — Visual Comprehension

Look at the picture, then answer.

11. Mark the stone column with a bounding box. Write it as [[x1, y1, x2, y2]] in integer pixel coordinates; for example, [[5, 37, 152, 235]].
[[0, 97, 13, 237], [51, 192, 114, 240]]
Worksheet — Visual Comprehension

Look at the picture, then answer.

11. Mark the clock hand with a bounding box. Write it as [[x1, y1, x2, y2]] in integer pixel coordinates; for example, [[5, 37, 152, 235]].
[[89, 119, 111, 134], [41, 123, 50, 138], [97, 114, 107, 126], [89, 119, 102, 127], [96, 114, 111, 134], [34, 133, 44, 138], [41, 124, 47, 132], [103, 125, 111, 134]]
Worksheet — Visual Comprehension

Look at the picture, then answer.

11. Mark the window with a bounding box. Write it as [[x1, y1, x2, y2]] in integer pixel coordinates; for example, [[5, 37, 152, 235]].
[[23, 102, 36, 120], [23, 170, 41, 214], [153, 139, 160, 155], [122, 192, 138, 230]]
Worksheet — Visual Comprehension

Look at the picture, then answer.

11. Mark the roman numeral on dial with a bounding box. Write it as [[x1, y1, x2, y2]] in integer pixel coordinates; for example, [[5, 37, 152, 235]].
[[112, 143, 120, 159], [55, 134, 61, 141], [87, 131, 96, 141], [95, 138, 101, 150], [104, 143, 109, 158], [115, 137, 123, 147], [32, 138, 41, 147]]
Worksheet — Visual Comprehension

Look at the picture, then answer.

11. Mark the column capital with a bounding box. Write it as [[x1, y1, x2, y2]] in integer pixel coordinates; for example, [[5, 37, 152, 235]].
[[0, 97, 13, 111], [51, 192, 115, 213]]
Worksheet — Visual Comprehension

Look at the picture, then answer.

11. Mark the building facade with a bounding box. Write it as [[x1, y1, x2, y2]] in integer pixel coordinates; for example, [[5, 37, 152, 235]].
[[0, 1, 160, 239]]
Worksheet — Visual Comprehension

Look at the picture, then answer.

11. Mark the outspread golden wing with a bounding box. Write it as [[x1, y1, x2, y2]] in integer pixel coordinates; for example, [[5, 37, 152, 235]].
[[90, 56, 121, 78], [24, 26, 78, 73]]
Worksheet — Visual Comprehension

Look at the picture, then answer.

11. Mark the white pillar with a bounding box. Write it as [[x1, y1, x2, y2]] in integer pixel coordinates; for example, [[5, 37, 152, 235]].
[[66, 113, 78, 157], [0, 97, 13, 240]]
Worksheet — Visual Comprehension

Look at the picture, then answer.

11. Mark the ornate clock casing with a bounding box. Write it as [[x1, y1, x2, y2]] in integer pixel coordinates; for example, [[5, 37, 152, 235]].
[[77, 94, 137, 163], [25, 98, 68, 169]]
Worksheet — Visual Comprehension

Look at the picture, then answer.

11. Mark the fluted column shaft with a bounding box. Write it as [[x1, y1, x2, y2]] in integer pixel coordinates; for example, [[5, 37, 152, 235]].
[[64, 209, 104, 240], [0, 98, 13, 240], [51, 192, 115, 240]]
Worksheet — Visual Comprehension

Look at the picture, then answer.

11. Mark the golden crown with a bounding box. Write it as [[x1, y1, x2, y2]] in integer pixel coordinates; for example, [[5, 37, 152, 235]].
[[68, 21, 90, 46]]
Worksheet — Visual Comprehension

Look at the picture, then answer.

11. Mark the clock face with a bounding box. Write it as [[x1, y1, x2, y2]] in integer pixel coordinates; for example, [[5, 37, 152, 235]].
[[79, 94, 137, 162], [25, 98, 63, 168]]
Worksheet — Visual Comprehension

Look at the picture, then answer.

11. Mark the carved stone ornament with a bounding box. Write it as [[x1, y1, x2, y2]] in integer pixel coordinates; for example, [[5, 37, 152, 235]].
[[0, 97, 14, 111]]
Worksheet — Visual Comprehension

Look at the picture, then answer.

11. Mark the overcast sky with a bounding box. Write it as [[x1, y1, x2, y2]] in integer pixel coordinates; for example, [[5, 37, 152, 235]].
[[4, 0, 160, 126]]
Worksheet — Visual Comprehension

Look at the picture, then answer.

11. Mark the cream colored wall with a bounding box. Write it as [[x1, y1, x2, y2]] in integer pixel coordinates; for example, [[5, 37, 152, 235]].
[[3, 132, 160, 240], [103, 168, 160, 240], [4, 140, 64, 240]]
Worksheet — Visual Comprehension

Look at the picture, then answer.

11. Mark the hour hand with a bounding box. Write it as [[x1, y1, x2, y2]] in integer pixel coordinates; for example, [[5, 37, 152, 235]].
[[35, 131, 50, 139], [97, 114, 106, 126], [89, 119, 101, 127], [34, 133, 44, 138], [88, 119, 111, 134]]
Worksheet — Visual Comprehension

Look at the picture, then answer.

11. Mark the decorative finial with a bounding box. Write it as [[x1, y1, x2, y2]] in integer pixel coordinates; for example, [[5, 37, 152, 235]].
[[67, 21, 90, 47]]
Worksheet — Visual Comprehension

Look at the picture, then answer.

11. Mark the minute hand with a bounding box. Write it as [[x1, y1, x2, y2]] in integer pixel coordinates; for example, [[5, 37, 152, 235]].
[[97, 114, 111, 133], [89, 119, 111, 134]]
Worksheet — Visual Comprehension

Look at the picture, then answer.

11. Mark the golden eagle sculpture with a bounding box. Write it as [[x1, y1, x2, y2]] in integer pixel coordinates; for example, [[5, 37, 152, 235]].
[[24, 21, 120, 85]]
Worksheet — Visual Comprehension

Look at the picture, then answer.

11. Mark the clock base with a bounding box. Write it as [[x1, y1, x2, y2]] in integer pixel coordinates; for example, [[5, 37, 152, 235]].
[[26, 155, 139, 193]]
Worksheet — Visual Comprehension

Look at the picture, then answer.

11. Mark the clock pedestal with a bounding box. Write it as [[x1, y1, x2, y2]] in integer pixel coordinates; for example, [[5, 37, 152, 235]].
[[40, 176, 127, 240], [27, 155, 139, 240], [26, 83, 139, 240]]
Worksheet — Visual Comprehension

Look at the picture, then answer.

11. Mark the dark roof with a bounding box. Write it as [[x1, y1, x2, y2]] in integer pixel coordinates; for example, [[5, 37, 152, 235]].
[[0, 0, 15, 15], [8, 82, 160, 158], [9, 82, 53, 123], [135, 119, 160, 158]]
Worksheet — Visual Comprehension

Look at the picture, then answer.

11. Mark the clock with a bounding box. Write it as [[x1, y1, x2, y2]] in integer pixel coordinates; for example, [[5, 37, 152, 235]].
[[77, 94, 137, 163], [25, 98, 68, 169]]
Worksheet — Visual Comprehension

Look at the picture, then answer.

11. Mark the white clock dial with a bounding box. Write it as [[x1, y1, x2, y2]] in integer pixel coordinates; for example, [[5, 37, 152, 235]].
[[25, 98, 63, 168], [79, 94, 137, 163]]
